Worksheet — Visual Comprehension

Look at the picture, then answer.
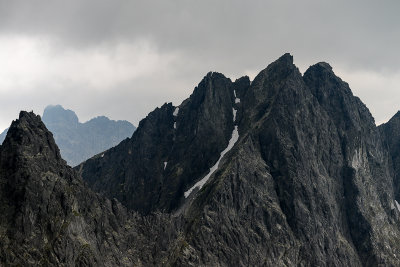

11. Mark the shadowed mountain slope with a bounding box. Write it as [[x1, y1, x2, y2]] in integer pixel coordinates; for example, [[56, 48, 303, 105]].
[[78, 54, 400, 266], [0, 111, 176, 266], [2, 54, 400, 266]]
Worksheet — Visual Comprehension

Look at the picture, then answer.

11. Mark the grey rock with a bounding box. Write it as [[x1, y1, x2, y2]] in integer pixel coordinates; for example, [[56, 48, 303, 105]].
[[0, 111, 177, 266], [2, 54, 400, 266], [379, 111, 400, 200], [78, 72, 248, 213], [80, 54, 400, 266]]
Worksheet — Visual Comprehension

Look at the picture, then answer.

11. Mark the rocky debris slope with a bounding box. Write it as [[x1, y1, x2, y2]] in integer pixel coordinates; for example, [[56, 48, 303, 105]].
[[79, 54, 400, 266], [0, 111, 176, 266]]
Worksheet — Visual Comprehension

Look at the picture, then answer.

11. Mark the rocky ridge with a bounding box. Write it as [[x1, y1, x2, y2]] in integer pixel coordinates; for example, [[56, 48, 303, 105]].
[[79, 54, 400, 266], [1, 54, 400, 266], [0, 112, 176, 266], [0, 105, 136, 166]]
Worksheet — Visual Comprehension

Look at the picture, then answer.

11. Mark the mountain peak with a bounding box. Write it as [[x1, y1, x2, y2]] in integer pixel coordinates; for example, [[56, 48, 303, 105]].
[[254, 53, 297, 82], [315, 61, 333, 70], [276, 52, 293, 64], [390, 110, 400, 121], [305, 62, 334, 76], [2, 111, 64, 166], [43, 104, 79, 126]]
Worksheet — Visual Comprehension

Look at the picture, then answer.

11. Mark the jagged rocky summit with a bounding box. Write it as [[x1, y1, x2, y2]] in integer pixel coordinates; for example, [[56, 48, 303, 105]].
[[0, 105, 136, 166], [1, 54, 400, 266], [0, 111, 177, 266]]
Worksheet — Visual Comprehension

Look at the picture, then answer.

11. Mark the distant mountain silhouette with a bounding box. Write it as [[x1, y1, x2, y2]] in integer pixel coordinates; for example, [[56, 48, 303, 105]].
[[0, 128, 6, 144], [0, 105, 135, 166]]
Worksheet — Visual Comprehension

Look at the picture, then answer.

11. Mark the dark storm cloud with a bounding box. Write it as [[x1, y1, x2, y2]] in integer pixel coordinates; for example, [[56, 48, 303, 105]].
[[0, 0, 399, 129], [0, 0, 399, 71]]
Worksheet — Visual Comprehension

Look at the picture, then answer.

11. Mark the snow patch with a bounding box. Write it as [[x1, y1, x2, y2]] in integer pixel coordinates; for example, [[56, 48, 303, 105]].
[[184, 92, 241, 198], [101, 154, 104, 158], [396, 200, 400, 212], [164, 162, 168, 170], [233, 90, 240, 103], [174, 122, 177, 129], [173, 107, 179, 117], [351, 148, 364, 170], [184, 125, 239, 198]]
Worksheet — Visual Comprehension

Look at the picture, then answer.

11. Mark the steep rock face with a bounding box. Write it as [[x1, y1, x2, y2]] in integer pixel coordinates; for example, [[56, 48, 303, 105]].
[[79, 54, 400, 266], [42, 105, 135, 166], [0, 112, 176, 266], [78, 72, 250, 214], [380, 112, 400, 200], [172, 54, 400, 266]]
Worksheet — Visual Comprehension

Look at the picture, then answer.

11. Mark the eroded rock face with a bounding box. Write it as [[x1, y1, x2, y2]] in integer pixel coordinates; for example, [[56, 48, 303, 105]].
[[380, 112, 400, 200], [79, 54, 400, 266], [0, 112, 177, 266], [78, 72, 250, 214], [2, 54, 400, 266]]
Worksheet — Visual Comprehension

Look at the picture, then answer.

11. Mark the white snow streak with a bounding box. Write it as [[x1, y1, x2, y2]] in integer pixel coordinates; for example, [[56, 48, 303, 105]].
[[173, 107, 179, 117], [184, 126, 239, 198], [233, 90, 240, 103], [396, 200, 400, 212], [164, 161, 168, 170], [184, 92, 241, 198], [174, 122, 177, 129]]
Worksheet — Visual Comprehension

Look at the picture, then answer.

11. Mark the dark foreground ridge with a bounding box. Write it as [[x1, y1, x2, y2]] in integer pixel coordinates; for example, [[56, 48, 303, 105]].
[[0, 111, 177, 266], [0, 105, 136, 166], [2, 54, 400, 266]]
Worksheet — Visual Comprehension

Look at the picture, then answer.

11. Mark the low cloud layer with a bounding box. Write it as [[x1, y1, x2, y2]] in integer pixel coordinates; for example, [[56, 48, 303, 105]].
[[0, 0, 399, 130]]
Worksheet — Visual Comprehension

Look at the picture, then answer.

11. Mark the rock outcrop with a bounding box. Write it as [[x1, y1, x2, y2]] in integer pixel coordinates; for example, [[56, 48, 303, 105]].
[[78, 72, 248, 214], [0, 105, 136, 167], [79, 54, 400, 266], [0, 111, 176, 266], [380, 111, 400, 201]]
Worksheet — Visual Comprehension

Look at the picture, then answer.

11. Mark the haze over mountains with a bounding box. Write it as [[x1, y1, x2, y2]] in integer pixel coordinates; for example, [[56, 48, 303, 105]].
[[0, 105, 136, 166], [1, 54, 400, 266]]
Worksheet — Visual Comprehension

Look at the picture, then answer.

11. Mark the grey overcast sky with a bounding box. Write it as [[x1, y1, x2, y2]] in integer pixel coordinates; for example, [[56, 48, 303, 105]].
[[0, 0, 399, 130]]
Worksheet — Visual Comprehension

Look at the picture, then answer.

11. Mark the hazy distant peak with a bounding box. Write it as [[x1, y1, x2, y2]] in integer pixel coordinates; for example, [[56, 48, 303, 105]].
[[43, 104, 79, 126]]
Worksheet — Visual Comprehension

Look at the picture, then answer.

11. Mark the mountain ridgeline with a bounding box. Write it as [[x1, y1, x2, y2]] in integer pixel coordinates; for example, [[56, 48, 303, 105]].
[[42, 105, 136, 166], [0, 105, 136, 166], [1, 54, 400, 266]]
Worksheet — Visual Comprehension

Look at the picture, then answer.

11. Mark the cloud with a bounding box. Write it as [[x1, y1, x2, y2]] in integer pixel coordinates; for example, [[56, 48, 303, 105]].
[[0, 35, 189, 130], [0, 0, 399, 130]]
